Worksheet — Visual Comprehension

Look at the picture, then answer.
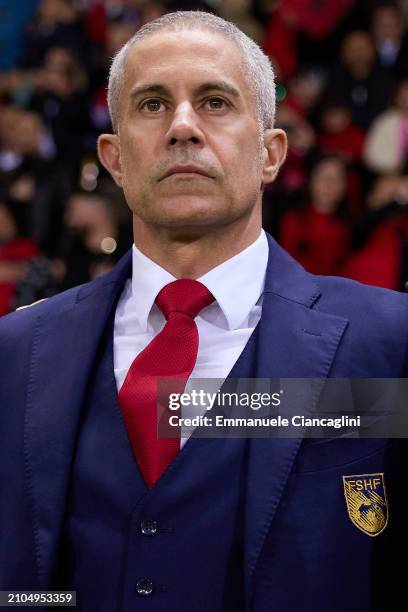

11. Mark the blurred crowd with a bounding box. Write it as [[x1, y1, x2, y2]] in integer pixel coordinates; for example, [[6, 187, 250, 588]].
[[0, 0, 407, 315]]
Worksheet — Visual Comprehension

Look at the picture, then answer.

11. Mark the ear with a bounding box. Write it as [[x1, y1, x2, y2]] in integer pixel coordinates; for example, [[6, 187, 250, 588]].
[[261, 128, 288, 185], [97, 133, 123, 187]]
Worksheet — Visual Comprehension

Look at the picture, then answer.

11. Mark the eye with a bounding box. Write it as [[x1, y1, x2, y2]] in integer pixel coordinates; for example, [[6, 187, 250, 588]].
[[141, 99, 166, 113], [205, 97, 229, 110]]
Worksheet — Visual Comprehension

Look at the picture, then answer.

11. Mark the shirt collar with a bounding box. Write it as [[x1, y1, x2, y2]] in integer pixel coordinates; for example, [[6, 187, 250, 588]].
[[131, 229, 268, 332], [198, 230, 268, 330]]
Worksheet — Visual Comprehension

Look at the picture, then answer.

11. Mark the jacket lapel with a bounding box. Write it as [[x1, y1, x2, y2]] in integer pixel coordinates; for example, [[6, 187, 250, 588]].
[[24, 252, 132, 587], [244, 235, 349, 605]]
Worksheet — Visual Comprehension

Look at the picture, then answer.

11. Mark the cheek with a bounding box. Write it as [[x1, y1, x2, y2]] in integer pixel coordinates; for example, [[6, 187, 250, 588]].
[[220, 133, 260, 175], [230, 142, 263, 187], [221, 158, 263, 203], [120, 125, 153, 164], [121, 138, 142, 171], [120, 140, 152, 192]]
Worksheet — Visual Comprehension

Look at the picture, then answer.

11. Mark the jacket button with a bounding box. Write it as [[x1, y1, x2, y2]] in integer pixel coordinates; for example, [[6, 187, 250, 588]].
[[136, 578, 154, 596], [140, 519, 158, 536]]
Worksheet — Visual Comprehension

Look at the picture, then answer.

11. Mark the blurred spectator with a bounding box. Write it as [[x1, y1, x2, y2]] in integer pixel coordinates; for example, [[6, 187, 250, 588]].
[[340, 174, 408, 289], [371, 3, 408, 78], [278, 0, 353, 41], [61, 186, 131, 289], [0, 105, 69, 257], [19, 0, 87, 68], [316, 101, 367, 217], [318, 102, 365, 163], [324, 30, 396, 130], [285, 69, 325, 118], [85, 0, 140, 46], [262, 101, 318, 236], [28, 46, 90, 168], [279, 156, 350, 275], [12, 255, 60, 311], [263, 0, 354, 81], [0, 201, 40, 316], [262, 7, 298, 82], [363, 78, 408, 173], [274, 103, 317, 191], [88, 20, 138, 137]]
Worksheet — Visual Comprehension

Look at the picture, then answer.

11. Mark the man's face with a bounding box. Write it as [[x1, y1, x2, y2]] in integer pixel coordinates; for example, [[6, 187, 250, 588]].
[[103, 29, 274, 232]]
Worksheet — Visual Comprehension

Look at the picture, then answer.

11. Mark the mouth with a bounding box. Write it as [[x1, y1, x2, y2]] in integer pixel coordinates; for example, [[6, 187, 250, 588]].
[[160, 165, 213, 181]]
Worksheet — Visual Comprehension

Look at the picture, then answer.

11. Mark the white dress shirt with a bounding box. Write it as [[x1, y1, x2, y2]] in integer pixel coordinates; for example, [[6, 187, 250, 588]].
[[114, 229, 269, 447]]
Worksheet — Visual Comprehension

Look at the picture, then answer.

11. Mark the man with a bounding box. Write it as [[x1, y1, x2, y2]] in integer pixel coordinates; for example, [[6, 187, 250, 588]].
[[1, 11, 407, 612]]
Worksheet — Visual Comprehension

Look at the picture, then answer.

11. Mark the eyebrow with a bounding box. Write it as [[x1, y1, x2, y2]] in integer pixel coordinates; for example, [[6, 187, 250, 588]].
[[129, 80, 241, 100]]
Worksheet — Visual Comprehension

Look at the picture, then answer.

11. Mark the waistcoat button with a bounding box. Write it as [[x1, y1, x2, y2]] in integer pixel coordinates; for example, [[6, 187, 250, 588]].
[[136, 579, 154, 596], [140, 518, 158, 535]]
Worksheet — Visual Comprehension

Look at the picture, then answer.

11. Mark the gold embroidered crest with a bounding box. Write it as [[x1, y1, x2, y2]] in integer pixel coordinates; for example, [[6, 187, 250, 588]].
[[343, 473, 388, 537]]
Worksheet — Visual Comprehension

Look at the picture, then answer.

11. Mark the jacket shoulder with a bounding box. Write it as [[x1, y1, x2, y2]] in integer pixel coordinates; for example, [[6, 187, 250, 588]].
[[315, 275, 408, 326], [314, 275, 408, 375]]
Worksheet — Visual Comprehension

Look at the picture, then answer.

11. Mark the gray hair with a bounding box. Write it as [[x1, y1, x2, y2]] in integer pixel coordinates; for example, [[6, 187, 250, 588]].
[[107, 11, 276, 135]]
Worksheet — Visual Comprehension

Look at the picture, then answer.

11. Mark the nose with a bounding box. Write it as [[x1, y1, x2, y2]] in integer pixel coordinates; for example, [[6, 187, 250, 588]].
[[165, 102, 204, 148]]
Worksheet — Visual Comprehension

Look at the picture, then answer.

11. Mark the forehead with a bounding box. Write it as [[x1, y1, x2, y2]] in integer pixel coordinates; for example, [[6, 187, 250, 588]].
[[123, 28, 250, 97]]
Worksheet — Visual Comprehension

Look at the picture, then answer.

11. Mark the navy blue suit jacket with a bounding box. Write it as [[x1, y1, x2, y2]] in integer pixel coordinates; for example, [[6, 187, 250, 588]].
[[1, 234, 407, 611]]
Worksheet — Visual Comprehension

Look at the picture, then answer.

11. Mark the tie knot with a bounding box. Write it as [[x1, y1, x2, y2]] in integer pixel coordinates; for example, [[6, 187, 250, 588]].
[[155, 279, 214, 320]]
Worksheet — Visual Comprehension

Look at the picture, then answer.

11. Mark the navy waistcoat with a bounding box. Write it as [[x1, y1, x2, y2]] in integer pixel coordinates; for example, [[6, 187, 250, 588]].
[[54, 312, 260, 612]]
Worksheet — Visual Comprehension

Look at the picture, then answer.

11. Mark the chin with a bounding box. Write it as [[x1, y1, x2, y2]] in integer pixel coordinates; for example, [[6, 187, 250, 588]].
[[158, 213, 224, 229], [153, 196, 228, 226]]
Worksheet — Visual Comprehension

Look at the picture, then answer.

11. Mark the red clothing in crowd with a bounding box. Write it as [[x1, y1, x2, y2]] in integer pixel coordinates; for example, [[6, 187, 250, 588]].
[[0, 239, 39, 316], [318, 125, 365, 163], [86, 1, 107, 45], [340, 220, 403, 290], [280, 206, 350, 275], [263, 11, 298, 82], [279, 0, 353, 40]]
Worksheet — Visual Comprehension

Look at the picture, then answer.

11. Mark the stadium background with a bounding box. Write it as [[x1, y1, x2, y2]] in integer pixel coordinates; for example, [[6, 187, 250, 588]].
[[0, 0, 407, 316]]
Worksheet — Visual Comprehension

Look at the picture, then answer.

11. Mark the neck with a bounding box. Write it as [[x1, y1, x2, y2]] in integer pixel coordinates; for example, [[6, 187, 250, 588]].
[[133, 215, 262, 279]]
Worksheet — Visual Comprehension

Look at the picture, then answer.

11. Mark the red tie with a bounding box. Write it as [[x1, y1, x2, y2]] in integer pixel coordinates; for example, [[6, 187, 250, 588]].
[[118, 279, 214, 488]]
